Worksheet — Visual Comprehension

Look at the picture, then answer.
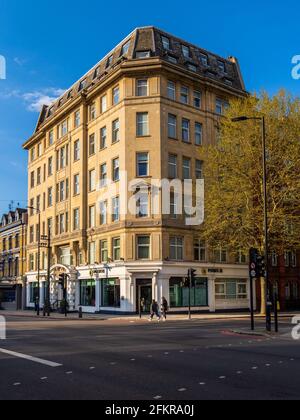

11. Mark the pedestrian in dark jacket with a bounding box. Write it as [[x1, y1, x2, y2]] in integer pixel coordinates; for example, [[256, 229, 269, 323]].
[[149, 300, 161, 321], [161, 297, 169, 321]]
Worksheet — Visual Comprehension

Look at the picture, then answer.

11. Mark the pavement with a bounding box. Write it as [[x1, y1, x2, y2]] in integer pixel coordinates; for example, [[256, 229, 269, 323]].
[[0, 309, 297, 322], [0, 314, 299, 400]]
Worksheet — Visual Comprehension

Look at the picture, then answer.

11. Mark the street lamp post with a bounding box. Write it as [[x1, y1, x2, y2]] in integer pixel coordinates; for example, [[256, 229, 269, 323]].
[[41, 225, 51, 317], [232, 116, 275, 332], [28, 206, 41, 316]]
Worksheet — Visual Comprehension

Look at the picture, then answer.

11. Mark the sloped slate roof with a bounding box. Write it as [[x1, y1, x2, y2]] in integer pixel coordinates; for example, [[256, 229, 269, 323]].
[[35, 26, 246, 131], [0, 208, 27, 228]]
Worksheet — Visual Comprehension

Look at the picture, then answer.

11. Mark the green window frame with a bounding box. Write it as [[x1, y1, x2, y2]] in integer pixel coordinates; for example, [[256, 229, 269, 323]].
[[169, 277, 208, 308]]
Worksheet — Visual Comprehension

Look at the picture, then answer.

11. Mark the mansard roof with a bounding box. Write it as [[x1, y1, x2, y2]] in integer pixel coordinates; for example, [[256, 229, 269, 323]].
[[0, 208, 27, 229], [33, 26, 246, 132]]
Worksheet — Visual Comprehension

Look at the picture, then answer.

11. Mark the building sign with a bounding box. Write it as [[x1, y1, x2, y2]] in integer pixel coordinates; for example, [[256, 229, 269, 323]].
[[90, 269, 106, 277], [208, 268, 224, 274]]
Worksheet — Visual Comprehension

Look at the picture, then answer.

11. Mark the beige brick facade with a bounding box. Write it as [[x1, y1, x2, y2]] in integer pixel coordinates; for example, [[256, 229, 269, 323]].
[[23, 27, 251, 314]]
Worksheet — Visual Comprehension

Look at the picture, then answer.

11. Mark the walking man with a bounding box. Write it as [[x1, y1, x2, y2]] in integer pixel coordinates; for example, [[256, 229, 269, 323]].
[[161, 297, 169, 321], [149, 300, 161, 321]]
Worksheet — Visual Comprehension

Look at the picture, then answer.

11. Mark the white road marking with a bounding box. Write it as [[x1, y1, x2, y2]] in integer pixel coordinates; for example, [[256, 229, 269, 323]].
[[41, 377, 48, 380], [199, 382, 206, 386], [154, 396, 162, 400], [252, 367, 258, 370], [130, 359, 136, 362], [89, 367, 95, 370], [237, 371, 243, 375], [178, 388, 187, 392], [219, 376, 226, 380], [265, 364, 271, 367], [13, 383, 21, 386], [66, 371, 73, 375], [0, 348, 62, 368]]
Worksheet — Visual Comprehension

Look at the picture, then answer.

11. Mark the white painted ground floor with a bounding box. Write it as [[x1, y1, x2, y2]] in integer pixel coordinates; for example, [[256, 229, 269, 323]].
[[25, 261, 253, 314]]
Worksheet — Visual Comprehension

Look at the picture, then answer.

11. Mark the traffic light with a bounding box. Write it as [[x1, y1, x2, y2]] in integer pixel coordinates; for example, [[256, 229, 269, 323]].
[[249, 249, 266, 279], [182, 277, 190, 288], [249, 248, 259, 279], [189, 269, 197, 288], [257, 255, 266, 278]]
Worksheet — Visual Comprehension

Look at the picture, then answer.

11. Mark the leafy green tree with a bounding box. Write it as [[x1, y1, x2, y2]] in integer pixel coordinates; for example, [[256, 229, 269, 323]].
[[203, 91, 300, 312]]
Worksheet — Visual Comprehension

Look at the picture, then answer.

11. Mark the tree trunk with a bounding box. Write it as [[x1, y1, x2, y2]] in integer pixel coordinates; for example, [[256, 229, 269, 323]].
[[260, 277, 266, 315]]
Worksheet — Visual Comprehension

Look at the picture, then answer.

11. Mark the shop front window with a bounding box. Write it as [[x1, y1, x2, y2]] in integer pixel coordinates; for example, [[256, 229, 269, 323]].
[[215, 279, 247, 300], [102, 278, 121, 308], [169, 277, 208, 308], [80, 280, 96, 307]]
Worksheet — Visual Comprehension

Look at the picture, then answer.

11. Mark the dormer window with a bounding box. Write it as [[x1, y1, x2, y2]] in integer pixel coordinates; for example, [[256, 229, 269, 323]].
[[182, 45, 190, 58], [162, 36, 170, 50], [48, 107, 54, 117], [217, 60, 226, 73], [199, 53, 209, 66], [93, 67, 100, 79], [136, 51, 151, 59], [121, 41, 131, 56], [187, 63, 197, 72], [167, 55, 178, 64], [67, 90, 73, 99], [79, 79, 87, 91], [106, 55, 113, 68], [224, 79, 233, 86], [207, 71, 215, 78]]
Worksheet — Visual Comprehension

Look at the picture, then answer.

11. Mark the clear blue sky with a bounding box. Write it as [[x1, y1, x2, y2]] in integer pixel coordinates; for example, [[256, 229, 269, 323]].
[[0, 0, 299, 214]]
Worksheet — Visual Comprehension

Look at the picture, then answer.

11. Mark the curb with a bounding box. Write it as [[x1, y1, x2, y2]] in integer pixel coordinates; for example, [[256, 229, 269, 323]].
[[230, 329, 274, 338]]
